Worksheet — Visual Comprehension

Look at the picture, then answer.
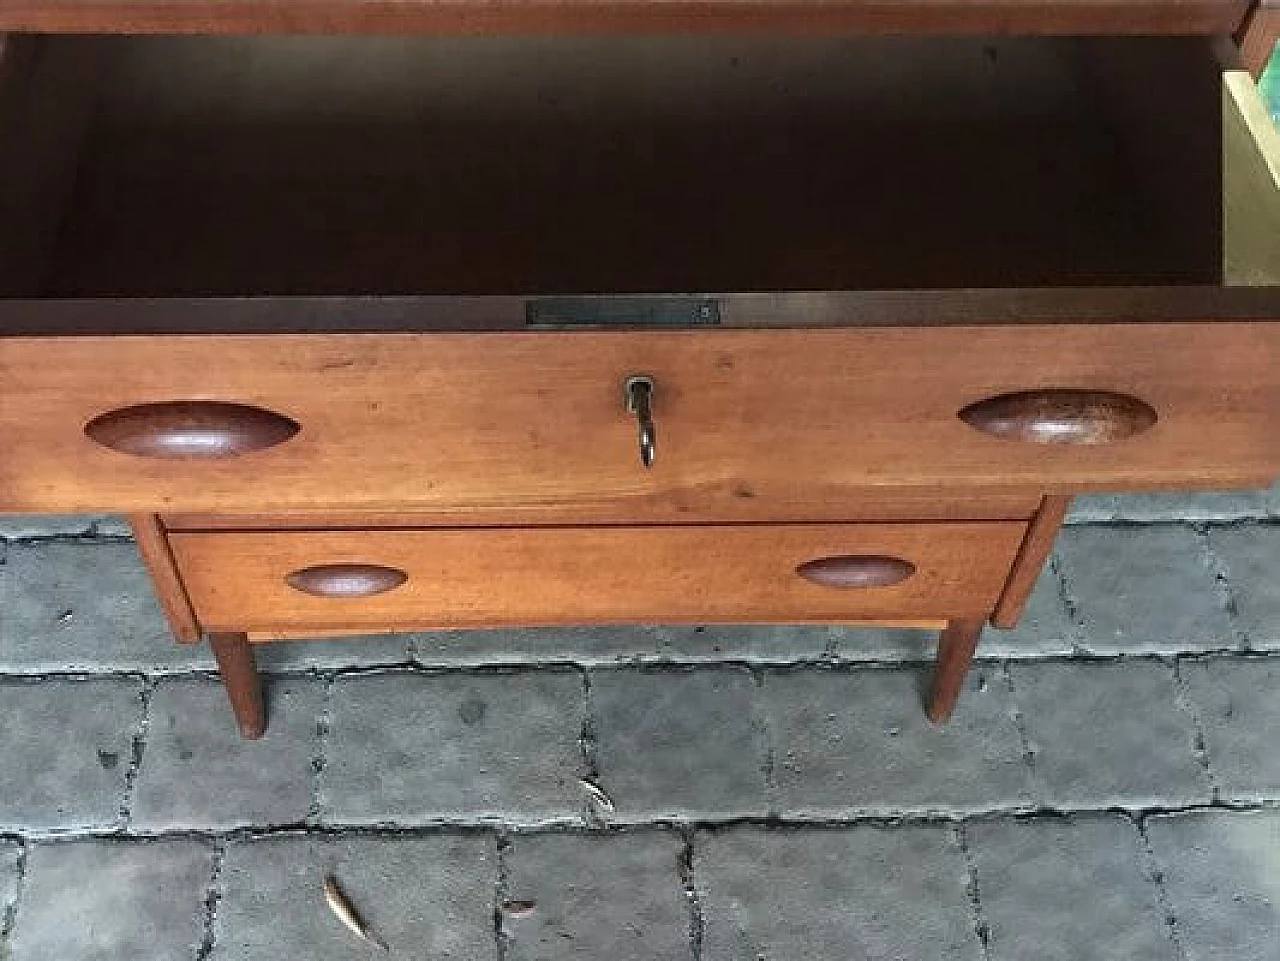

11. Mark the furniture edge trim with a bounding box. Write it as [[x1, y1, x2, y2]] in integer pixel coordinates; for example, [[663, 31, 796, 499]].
[[0, 1, 1246, 37], [989, 495, 1071, 629], [1238, 1, 1280, 78], [244, 617, 951, 642], [129, 513, 202, 643]]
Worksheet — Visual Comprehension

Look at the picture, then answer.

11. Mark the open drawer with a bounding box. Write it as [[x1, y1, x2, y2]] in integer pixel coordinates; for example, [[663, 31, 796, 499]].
[[0, 34, 1277, 514]]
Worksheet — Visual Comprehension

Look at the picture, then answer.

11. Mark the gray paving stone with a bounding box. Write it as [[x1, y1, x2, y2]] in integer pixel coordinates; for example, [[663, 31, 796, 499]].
[[762, 665, 1033, 815], [0, 678, 142, 830], [967, 814, 1171, 961], [254, 634, 414, 671], [1068, 491, 1271, 523], [698, 825, 980, 961], [323, 671, 583, 824], [1146, 809, 1280, 961], [412, 625, 836, 666], [214, 831, 496, 961], [130, 677, 324, 830], [0, 514, 126, 538], [1179, 657, 1280, 800], [590, 668, 768, 820], [0, 542, 215, 672], [9, 838, 213, 961], [827, 613, 1077, 662], [503, 830, 691, 960], [412, 626, 681, 666], [1056, 526, 1233, 654], [981, 562, 1077, 657], [827, 624, 935, 661], [1010, 660, 1210, 807], [656, 625, 834, 663], [1206, 525, 1280, 650]]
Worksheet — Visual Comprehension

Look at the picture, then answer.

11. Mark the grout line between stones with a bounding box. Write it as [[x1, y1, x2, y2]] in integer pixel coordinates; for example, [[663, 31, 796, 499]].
[[118, 677, 156, 827], [577, 667, 599, 783], [0, 839, 28, 945], [7, 649, 1280, 685], [1168, 657, 1220, 802], [1197, 526, 1251, 651], [576, 667, 614, 829], [4, 796, 1278, 844], [1047, 550, 1091, 656], [1000, 660, 1040, 796], [1064, 517, 1280, 530], [194, 838, 226, 961], [677, 826, 705, 961], [1133, 813, 1192, 961], [954, 823, 993, 961], [748, 667, 779, 817], [307, 676, 333, 825], [493, 830, 511, 961], [3, 531, 135, 547]]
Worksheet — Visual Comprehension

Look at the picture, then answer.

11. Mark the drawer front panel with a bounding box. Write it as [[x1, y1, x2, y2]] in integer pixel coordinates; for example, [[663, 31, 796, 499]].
[[169, 522, 1027, 631], [1, 325, 1277, 515]]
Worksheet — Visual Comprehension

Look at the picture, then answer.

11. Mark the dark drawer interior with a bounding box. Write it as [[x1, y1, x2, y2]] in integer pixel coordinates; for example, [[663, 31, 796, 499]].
[[0, 34, 1227, 298]]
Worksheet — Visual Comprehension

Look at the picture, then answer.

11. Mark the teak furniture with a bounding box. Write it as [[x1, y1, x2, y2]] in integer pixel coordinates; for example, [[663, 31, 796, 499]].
[[0, 2, 1277, 739]]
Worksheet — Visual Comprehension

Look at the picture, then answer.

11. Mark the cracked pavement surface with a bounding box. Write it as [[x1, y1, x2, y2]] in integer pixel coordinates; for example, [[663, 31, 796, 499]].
[[2, 493, 1279, 959]]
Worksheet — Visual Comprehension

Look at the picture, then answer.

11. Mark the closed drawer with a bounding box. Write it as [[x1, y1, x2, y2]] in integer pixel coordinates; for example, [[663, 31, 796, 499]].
[[1, 35, 1278, 516], [168, 522, 1028, 632]]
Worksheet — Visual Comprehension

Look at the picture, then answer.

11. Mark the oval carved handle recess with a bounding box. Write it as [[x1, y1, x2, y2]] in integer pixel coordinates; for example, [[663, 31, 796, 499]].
[[285, 564, 409, 598], [85, 401, 300, 459], [958, 389, 1157, 444], [796, 555, 917, 589]]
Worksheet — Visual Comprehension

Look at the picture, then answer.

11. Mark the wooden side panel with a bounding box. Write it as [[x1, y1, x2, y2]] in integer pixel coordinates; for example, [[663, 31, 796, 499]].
[[1224, 70, 1280, 285], [0, 0, 1248, 37], [990, 495, 1071, 628], [129, 513, 202, 642], [169, 522, 1028, 631], [1238, 2, 1280, 77], [1, 326, 1278, 516]]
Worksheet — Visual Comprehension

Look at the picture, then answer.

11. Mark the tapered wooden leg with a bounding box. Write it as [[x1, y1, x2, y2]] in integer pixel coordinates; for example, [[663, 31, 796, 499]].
[[926, 618, 984, 725], [209, 632, 266, 739]]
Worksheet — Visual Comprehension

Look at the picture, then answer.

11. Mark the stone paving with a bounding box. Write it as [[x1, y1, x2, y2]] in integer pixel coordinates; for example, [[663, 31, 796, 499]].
[[1, 491, 1279, 959]]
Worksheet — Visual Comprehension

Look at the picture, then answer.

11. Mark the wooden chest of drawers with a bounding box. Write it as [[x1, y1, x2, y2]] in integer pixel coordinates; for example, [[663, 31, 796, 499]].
[[1, 13, 1277, 737]]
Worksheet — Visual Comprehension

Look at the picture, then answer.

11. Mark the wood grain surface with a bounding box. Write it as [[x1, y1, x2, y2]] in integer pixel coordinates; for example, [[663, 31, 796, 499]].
[[169, 522, 1027, 631], [1238, 1, 1280, 77], [158, 491, 1043, 529], [129, 513, 202, 642], [2, 326, 1277, 515], [209, 632, 265, 738], [0, 0, 1248, 37], [242, 618, 951, 640], [990, 495, 1071, 628], [927, 617, 985, 723]]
